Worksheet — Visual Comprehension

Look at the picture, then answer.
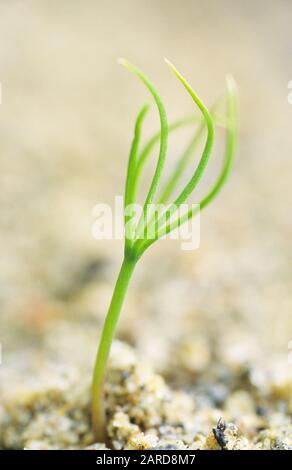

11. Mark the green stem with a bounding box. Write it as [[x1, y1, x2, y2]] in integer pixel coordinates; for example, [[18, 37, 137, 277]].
[[92, 256, 137, 442]]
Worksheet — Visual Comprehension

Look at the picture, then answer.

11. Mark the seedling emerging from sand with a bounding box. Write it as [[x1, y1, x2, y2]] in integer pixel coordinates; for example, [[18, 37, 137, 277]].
[[92, 59, 238, 442]]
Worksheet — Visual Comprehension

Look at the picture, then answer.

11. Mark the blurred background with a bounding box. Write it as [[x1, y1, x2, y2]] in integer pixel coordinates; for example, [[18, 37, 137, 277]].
[[0, 0, 291, 390]]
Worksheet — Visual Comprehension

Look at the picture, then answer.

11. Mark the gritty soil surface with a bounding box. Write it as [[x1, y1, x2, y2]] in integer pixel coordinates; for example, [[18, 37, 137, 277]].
[[0, 338, 291, 450]]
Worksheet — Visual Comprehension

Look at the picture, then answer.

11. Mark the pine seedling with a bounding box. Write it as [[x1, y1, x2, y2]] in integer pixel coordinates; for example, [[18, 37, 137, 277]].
[[92, 59, 238, 442]]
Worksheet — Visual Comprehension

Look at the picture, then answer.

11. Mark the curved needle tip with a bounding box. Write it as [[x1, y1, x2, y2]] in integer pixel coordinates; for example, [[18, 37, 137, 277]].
[[164, 58, 182, 82], [164, 57, 175, 70], [117, 57, 128, 67], [225, 74, 237, 94]]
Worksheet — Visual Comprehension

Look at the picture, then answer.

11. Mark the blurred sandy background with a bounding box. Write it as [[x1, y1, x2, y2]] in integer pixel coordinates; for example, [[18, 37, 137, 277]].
[[0, 0, 291, 384]]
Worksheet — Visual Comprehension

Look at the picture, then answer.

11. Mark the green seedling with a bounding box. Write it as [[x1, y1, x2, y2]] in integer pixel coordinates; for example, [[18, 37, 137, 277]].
[[92, 59, 238, 442]]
